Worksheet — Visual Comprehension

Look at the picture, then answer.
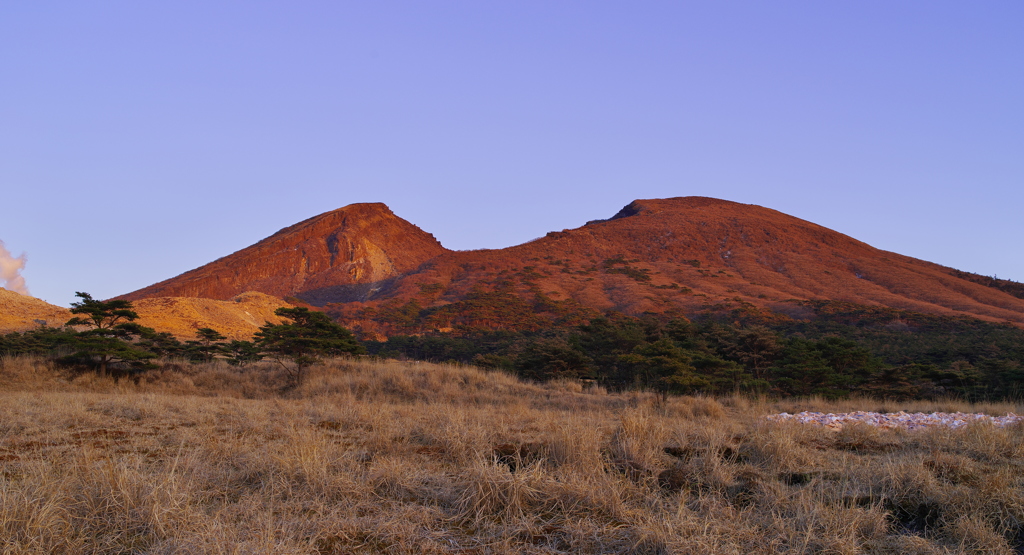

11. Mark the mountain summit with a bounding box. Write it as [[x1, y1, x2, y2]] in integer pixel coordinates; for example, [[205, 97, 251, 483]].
[[121, 197, 1024, 333], [120, 203, 447, 304]]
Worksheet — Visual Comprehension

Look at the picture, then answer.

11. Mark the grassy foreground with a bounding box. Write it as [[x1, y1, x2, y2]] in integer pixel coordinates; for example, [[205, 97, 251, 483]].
[[1, 357, 1023, 554]]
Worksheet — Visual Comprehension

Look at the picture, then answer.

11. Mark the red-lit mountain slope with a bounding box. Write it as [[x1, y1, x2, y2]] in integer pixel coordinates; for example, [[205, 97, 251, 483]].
[[326, 197, 1024, 335], [120, 197, 1024, 336], [119, 203, 448, 305]]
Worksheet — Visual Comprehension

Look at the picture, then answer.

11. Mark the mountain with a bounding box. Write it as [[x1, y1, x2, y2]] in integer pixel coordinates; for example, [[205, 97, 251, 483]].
[[120, 203, 448, 305], [118, 197, 1024, 337]]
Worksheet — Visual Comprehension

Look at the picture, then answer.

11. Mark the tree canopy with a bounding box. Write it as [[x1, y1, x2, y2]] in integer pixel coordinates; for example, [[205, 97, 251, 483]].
[[255, 307, 365, 385], [62, 292, 156, 375], [66, 292, 140, 330]]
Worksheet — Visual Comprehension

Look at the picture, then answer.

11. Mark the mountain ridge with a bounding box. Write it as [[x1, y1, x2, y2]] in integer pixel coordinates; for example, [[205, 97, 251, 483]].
[[116, 197, 1024, 336]]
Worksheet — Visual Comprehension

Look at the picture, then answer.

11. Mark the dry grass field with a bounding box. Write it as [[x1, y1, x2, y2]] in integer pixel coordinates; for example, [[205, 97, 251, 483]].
[[1, 356, 1022, 554]]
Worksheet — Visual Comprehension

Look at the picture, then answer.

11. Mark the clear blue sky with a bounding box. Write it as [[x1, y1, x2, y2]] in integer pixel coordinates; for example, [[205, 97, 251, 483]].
[[2, 1, 1022, 307]]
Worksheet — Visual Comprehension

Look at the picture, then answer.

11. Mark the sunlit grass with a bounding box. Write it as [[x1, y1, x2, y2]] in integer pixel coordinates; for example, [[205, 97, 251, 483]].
[[1, 356, 1022, 553]]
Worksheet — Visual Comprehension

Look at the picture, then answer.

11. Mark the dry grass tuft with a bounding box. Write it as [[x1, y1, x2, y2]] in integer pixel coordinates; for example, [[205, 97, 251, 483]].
[[1, 356, 1022, 553]]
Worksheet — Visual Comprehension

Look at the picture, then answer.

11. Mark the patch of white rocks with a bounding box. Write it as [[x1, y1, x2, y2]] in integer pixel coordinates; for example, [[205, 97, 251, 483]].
[[766, 411, 1024, 431]]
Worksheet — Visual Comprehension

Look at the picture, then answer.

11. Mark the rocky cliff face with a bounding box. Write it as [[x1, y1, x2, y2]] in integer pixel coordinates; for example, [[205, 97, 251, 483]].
[[119, 203, 448, 304]]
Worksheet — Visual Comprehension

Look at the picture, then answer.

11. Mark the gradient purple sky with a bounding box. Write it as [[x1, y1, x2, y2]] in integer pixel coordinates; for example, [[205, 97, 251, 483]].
[[2, 2, 1022, 307]]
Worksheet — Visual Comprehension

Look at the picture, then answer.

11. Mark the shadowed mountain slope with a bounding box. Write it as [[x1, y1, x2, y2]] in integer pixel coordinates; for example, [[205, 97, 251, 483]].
[[118, 197, 1024, 336]]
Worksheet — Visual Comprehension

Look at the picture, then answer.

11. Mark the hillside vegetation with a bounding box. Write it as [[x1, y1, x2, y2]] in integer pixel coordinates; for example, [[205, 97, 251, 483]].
[[6, 297, 1024, 401], [1, 356, 1022, 554], [367, 301, 1024, 402]]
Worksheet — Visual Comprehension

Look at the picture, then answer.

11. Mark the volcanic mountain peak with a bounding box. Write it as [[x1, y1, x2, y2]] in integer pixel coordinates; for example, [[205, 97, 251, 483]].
[[120, 203, 447, 303], [612, 196, 743, 216], [259, 202, 403, 244], [601, 196, 802, 224], [572, 197, 870, 263]]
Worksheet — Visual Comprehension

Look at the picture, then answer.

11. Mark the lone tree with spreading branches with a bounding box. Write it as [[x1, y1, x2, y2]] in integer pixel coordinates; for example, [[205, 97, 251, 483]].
[[185, 327, 227, 362], [64, 292, 157, 376], [66, 292, 139, 330], [255, 307, 364, 386], [224, 340, 264, 367]]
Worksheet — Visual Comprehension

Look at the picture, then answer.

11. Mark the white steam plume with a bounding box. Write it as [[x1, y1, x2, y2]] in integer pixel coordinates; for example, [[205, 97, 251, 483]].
[[0, 240, 30, 295]]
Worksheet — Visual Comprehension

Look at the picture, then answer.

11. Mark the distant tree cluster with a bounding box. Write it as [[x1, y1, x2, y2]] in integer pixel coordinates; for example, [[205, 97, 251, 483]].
[[4, 291, 1023, 400], [366, 304, 1024, 401]]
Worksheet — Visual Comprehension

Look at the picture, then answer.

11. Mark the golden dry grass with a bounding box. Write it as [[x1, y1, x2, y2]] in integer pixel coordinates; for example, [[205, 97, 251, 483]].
[[1, 356, 1022, 554], [0, 289, 294, 341]]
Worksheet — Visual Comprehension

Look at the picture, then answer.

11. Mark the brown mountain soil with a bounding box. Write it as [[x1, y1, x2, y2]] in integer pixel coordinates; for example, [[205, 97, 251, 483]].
[[115, 197, 1024, 337], [119, 203, 447, 304]]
